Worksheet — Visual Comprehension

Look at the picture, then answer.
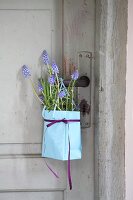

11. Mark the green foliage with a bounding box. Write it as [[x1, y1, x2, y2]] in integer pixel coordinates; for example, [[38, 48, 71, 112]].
[[38, 69, 78, 111], [22, 51, 79, 111]]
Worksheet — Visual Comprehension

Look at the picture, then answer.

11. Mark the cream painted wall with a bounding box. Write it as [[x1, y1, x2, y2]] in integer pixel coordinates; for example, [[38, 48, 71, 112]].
[[126, 0, 133, 199]]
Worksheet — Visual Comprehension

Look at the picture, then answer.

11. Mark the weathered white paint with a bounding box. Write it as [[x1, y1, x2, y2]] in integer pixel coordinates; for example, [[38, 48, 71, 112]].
[[0, 0, 62, 144], [0, 144, 41, 155], [63, 0, 95, 199], [63, 0, 95, 76], [0, 9, 50, 143], [0, 192, 63, 200], [0, 1, 65, 200], [0, 0, 95, 199], [0, 158, 66, 190], [95, 0, 127, 199], [125, 0, 133, 199]]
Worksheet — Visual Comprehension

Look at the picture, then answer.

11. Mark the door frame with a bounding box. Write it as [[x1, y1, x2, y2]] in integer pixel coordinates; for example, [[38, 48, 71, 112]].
[[94, 0, 127, 199]]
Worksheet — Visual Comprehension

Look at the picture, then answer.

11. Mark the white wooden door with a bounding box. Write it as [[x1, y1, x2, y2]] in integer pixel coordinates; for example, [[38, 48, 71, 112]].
[[0, 0, 95, 199]]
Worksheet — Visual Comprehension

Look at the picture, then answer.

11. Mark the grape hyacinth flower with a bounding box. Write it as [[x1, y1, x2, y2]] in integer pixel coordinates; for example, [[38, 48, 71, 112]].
[[42, 50, 50, 65], [39, 95, 44, 102], [22, 65, 31, 78], [75, 104, 80, 111], [52, 61, 59, 74], [48, 75, 55, 85], [38, 81, 43, 92], [71, 70, 79, 80], [58, 91, 66, 99]]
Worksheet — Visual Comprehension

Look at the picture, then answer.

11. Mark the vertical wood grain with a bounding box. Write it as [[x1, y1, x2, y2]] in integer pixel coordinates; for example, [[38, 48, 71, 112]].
[[95, 0, 127, 199], [63, 1, 95, 199]]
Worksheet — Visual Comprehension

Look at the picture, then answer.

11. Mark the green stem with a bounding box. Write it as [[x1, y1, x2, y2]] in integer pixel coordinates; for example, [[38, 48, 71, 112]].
[[50, 85, 51, 96], [47, 64, 52, 97], [42, 91, 49, 107], [61, 100, 64, 110], [29, 79, 44, 105], [47, 64, 52, 75], [71, 81, 75, 110], [56, 104, 61, 111], [66, 80, 73, 111], [55, 73, 60, 108]]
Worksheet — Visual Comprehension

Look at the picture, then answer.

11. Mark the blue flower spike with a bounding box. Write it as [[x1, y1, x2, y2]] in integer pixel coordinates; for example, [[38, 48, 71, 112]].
[[52, 61, 59, 74], [48, 75, 55, 85], [42, 50, 50, 65], [39, 95, 44, 102], [22, 65, 31, 78], [58, 91, 66, 99], [38, 81, 43, 92], [71, 70, 79, 80]]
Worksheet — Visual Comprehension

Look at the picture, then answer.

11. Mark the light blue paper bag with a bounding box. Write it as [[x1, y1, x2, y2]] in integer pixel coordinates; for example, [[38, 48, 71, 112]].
[[42, 109, 82, 161]]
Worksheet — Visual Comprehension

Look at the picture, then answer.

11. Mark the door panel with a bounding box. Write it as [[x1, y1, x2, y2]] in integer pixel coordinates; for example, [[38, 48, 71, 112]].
[[0, 9, 51, 143], [0, 192, 63, 200], [0, 2, 62, 144], [0, 0, 62, 146], [0, 143, 41, 155], [0, 158, 66, 190]]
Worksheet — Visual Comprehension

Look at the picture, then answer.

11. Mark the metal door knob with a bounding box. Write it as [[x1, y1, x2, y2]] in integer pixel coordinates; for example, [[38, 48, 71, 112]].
[[63, 75, 90, 87]]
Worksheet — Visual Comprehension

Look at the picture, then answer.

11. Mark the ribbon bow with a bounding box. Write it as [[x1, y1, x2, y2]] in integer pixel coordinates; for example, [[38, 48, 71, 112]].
[[44, 118, 80, 127]]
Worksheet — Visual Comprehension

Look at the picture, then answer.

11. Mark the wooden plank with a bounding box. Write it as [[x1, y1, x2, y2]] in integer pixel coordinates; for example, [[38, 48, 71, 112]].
[[63, 0, 95, 199], [0, 191, 64, 200], [95, 0, 127, 199], [63, 0, 95, 76], [0, 144, 41, 155], [65, 129, 94, 200], [0, 157, 66, 190], [0, 0, 53, 9]]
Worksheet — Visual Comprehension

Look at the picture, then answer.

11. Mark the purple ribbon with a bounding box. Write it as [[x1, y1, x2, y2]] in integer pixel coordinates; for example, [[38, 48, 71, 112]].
[[44, 118, 80, 190], [44, 118, 80, 127], [44, 160, 59, 179], [68, 136, 72, 190]]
